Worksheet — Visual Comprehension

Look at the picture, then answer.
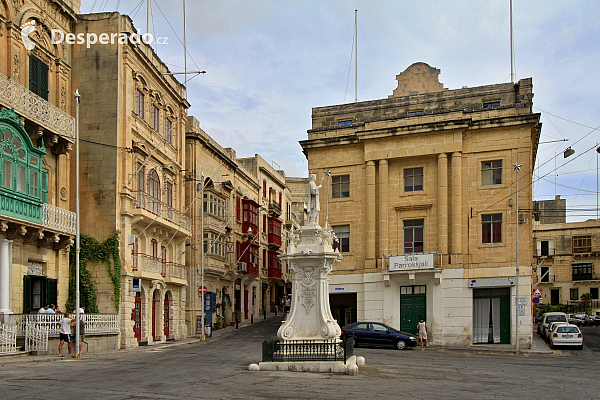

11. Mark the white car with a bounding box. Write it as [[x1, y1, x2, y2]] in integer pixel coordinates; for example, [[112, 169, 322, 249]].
[[550, 324, 583, 349], [548, 321, 569, 336]]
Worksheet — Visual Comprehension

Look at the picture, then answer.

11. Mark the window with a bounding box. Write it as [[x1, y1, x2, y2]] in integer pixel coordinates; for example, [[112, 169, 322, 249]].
[[22, 275, 57, 313], [203, 192, 226, 219], [204, 232, 225, 258], [570, 288, 579, 301], [242, 199, 259, 234], [591, 288, 599, 300], [263, 180, 267, 198], [29, 55, 49, 101], [152, 105, 159, 131], [572, 236, 592, 254], [332, 175, 350, 199], [483, 101, 500, 108], [146, 170, 160, 214], [404, 167, 423, 192], [263, 214, 267, 233], [481, 160, 502, 186], [407, 110, 424, 116], [332, 225, 350, 253], [165, 182, 173, 207], [165, 119, 173, 143], [236, 196, 241, 222], [482, 214, 502, 243], [403, 219, 424, 253], [136, 162, 145, 206], [572, 263, 593, 281], [263, 249, 267, 269], [151, 239, 158, 258], [337, 120, 352, 127], [136, 89, 145, 118], [268, 217, 282, 247], [279, 192, 282, 205]]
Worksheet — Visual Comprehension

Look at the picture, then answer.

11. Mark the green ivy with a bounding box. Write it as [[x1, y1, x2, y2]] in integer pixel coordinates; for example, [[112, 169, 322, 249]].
[[67, 232, 122, 312]]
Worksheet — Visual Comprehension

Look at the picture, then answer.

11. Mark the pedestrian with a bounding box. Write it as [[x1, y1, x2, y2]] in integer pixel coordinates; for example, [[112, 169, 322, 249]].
[[38, 304, 49, 313], [55, 305, 62, 314], [284, 296, 291, 314], [57, 312, 75, 357], [45, 304, 56, 314], [279, 297, 284, 314], [534, 311, 541, 325], [416, 318, 429, 347], [76, 316, 86, 357]]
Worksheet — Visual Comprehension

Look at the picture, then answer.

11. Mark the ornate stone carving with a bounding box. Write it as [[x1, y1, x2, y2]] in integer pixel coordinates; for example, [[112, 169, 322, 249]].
[[7, 225, 27, 239], [12, 55, 19, 79], [60, 86, 66, 110], [24, 228, 44, 244], [60, 186, 67, 201], [43, 134, 58, 148], [53, 236, 73, 250], [0, 220, 8, 232], [51, 142, 72, 155]]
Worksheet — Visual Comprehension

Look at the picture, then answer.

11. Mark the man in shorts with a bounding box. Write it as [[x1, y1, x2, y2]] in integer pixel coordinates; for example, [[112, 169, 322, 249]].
[[416, 318, 429, 347], [57, 312, 75, 357]]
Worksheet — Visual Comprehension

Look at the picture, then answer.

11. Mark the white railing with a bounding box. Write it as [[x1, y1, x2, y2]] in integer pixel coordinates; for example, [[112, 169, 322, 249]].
[[25, 322, 48, 353], [0, 72, 75, 140], [14, 314, 120, 336], [0, 322, 17, 354], [42, 203, 76, 235], [133, 190, 192, 232], [132, 252, 164, 276]]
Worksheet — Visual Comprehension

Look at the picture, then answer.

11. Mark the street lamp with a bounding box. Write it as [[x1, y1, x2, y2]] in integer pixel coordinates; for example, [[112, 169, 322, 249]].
[[514, 162, 522, 354], [74, 89, 81, 358]]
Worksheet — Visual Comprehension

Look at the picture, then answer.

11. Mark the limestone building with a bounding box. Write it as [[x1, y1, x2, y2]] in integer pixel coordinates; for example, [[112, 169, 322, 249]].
[[0, 0, 79, 318], [72, 13, 189, 347], [185, 118, 291, 333], [300, 63, 541, 347], [533, 198, 600, 308]]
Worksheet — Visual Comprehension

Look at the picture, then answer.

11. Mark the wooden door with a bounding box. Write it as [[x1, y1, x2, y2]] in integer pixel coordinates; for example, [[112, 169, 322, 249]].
[[152, 298, 157, 341], [164, 299, 170, 338]]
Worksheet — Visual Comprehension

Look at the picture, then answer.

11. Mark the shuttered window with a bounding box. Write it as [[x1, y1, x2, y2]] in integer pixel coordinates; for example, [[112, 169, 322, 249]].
[[29, 55, 49, 100]]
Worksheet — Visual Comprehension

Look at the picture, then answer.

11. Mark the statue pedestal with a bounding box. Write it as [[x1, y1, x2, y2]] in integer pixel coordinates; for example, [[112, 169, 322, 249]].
[[277, 224, 342, 342]]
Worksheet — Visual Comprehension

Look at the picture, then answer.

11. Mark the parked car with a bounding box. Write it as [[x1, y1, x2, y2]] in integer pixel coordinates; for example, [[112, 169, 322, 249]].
[[587, 315, 600, 327], [341, 322, 418, 350], [567, 314, 587, 326], [547, 321, 569, 337], [550, 324, 583, 349], [538, 312, 568, 339]]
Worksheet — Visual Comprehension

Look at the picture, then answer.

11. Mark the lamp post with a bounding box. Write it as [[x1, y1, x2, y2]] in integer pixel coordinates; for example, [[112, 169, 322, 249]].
[[200, 173, 205, 341], [514, 162, 522, 354], [596, 144, 599, 220], [74, 89, 81, 357]]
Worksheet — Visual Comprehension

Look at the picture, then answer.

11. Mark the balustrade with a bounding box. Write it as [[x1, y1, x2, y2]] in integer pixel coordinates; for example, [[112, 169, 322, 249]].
[[132, 190, 191, 231]]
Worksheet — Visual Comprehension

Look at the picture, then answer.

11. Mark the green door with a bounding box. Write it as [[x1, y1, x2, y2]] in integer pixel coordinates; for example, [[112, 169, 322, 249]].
[[400, 285, 426, 334]]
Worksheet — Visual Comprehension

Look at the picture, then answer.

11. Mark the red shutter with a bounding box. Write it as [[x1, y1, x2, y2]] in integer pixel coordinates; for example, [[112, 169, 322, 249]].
[[236, 196, 241, 221]]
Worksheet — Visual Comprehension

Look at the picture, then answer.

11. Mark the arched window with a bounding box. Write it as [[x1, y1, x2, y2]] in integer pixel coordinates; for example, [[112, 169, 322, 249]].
[[146, 169, 160, 214], [0, 110, 47, 223]]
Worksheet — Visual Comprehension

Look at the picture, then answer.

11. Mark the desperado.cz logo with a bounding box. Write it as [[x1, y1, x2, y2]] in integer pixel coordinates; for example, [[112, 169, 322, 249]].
[[20, 21, 167, 50]]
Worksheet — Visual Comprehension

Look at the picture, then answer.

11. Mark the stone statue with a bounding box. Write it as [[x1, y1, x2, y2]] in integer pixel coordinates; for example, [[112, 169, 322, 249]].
[[307, 174, 322, 225]]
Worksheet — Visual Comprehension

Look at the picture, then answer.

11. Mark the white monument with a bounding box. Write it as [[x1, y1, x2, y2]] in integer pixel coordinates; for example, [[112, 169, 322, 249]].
[[277, 174, 342, 341]]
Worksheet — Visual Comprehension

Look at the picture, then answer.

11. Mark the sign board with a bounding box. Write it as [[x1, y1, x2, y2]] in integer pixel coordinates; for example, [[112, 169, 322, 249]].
[[330, 285, 349, 293], [469, 278, 515, 288], [198, 285, 207, 296], [128, 235, 136, 246], [517, 305, 525, 316], [532, 297, 540, 304], [226, 242, 235, 253], [131, 278, 141, 293], [518, 297, 527, 306], [389, 253, 435, 272], [533, 288, 542, 297]]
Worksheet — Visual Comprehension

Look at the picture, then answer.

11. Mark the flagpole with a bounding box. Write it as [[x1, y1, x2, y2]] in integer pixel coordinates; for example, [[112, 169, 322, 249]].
[[74, 89, 81, 357]]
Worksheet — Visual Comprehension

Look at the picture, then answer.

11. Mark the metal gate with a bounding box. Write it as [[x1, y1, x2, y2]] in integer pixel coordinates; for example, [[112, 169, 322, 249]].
[[133, 296, 142, 342], [0, 322, 17, 354], [25, 321, 48, 352], [163, 299, 169, 338]]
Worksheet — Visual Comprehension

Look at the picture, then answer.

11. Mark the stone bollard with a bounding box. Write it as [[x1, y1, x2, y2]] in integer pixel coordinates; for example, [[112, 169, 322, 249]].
[[347, 364, 359, 376], [248, 364, 260, 371]]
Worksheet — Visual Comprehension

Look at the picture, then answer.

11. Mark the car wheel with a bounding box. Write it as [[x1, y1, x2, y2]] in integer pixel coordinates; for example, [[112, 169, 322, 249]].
[[353, 338, 359, 348], [395, 340, 407, 350]]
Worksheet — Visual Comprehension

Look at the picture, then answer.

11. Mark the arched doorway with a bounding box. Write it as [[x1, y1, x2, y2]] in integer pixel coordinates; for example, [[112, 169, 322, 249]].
[[133, 292, 142, 342]]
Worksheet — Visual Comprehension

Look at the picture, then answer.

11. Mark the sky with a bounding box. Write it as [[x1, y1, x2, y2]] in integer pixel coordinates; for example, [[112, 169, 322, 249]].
[[81, 1, 600, 222]]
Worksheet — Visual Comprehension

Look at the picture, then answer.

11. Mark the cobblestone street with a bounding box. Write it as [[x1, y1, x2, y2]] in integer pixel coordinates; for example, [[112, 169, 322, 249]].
[[1, 315, 600, 399]]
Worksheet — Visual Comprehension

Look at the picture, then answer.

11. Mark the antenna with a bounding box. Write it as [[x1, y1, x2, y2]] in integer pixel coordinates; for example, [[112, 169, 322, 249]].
[[509, 0, 514, 83], [354, 9, 358, 102], [183, 0, 187, 99]]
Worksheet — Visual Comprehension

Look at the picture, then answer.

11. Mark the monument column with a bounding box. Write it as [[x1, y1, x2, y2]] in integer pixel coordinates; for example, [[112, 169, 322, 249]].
[[366, 161, 376, 262], [0, 239, 12, 315], [378, 159, 388, 264], [451, 152, 462, 255], [437, 154, 448, 255]]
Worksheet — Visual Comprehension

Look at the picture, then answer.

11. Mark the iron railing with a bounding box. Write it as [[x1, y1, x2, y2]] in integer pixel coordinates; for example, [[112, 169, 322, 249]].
[[0, 322, 17, 354], [132, 190, 192, 231], [14, 313, 119, 336], [262, 337, 354, 363]]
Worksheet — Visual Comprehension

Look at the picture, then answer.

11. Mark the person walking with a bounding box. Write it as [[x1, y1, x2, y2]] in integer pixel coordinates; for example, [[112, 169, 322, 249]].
[[57, 312, 75, 357], [416, 318, 429, 347], [284, 296, 291, 315]]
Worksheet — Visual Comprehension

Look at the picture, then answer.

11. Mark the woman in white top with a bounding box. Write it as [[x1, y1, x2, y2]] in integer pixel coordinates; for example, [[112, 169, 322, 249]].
[[416, 318, 429, 347]]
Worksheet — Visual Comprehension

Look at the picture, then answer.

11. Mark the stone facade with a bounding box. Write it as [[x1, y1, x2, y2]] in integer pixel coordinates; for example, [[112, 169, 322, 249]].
[[185, 117, 292, 334], [300, 63, 541, 347], [533, 201, 600, 309], [72, 13, 189, 348], [0, 0, 79, 319]]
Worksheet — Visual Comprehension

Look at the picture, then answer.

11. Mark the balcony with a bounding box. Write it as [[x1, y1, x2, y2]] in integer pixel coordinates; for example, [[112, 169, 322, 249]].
[[0, 72, 75, 141], [268, 267, 282, 279], [132, 191, 191, 232], [535, 247, 555, 257], [269, 201, 282, 217], [42, 203, 76, 235], [538, 274, 555, 283], [572, 263, 595, 281], [12, 313, 119, 336], [132, 252, 188, 281]]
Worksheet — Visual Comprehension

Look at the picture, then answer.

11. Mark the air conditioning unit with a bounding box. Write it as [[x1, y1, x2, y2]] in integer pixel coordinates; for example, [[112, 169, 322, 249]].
[[237, 262, 247, 272]]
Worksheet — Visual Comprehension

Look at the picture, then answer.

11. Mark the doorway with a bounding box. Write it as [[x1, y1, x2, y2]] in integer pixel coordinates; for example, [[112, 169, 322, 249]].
[[152, 291, 158, 341], [133, 294, 142, 342], [164, 293, 170, 339], [472, 288, 510, 344], [400, 285, 426, 335], [551, 289, 560, 305], [329, 293, 357, 327]]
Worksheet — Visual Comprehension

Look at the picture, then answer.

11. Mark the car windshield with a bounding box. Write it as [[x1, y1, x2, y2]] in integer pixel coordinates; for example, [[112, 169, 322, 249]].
[[547, 315, 567, 323], [556, 326, 579, 333]]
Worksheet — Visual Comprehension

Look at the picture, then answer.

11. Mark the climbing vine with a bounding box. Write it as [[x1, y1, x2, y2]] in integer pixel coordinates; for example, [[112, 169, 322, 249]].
[[67, 231, 122, 312]]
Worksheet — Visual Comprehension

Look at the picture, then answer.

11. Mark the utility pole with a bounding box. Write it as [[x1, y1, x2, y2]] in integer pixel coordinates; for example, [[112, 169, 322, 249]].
[[514, 162, 522, 353], [74, 89, 81, 357]]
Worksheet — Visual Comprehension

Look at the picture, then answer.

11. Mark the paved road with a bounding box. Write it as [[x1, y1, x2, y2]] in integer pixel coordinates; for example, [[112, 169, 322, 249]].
[[2, 317, 600, 400]]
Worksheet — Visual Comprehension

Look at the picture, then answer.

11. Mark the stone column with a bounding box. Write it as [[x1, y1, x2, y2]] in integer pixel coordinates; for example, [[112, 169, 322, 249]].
[[378, 159, 389, 263], [451, 152, 462, 255], [437, 154, 448, 255], [0, 239, 12, 315], [366, 161, 376, 261]]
